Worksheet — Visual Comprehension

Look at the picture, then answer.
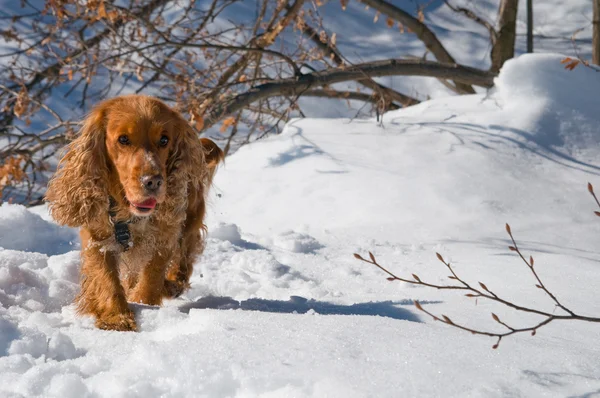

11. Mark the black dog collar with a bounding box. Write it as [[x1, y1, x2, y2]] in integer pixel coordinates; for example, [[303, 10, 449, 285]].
[[108, 196, 132, 251]]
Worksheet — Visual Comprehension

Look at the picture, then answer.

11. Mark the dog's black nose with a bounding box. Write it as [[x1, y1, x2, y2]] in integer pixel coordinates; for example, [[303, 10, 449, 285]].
[[141, 175, 163, 191]]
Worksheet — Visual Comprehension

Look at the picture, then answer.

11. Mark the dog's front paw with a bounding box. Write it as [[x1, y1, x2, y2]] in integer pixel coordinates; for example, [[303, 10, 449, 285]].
[[163, 279, 189, 299], [95, 310, 137, 332]]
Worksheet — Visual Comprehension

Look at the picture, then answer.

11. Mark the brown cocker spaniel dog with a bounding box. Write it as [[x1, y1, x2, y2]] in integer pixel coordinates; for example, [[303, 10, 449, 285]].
[[45, 95, 223, 331]]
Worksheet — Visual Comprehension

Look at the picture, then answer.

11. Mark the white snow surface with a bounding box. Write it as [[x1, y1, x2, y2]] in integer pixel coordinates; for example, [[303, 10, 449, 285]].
[[2, 54, 600, 397]]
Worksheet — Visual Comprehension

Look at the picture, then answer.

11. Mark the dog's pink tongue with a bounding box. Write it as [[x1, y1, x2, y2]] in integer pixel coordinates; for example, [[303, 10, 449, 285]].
[[135, 198, 157, 209]]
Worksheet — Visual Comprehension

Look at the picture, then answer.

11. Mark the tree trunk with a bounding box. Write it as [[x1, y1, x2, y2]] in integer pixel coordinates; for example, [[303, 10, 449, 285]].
[[526, 0, 533, 53], [490, 0, 519, 73], [594, 0, 600, 65]]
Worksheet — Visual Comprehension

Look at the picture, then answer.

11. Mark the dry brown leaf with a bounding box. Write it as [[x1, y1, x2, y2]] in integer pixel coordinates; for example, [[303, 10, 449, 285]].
[[107, 10, 119, 22], [98, 1, 107, 19], [195, 116, 205, 131], [220, 116, 236, 133], [13, 89, 29, 118], [564, 60, 580, 71]]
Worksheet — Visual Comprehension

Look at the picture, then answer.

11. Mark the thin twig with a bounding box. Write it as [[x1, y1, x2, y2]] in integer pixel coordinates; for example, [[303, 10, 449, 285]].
[[354, 199, 600, 349]]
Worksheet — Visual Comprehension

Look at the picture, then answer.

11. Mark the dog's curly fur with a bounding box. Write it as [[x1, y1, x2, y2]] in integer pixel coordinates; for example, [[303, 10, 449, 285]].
[[45, 95, 223, 331]]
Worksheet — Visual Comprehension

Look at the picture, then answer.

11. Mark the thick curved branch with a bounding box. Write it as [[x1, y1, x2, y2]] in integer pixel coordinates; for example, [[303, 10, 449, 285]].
[[302, 89, 400, 109], [205, 59, 495, 127], [359, 0, 475, 94]]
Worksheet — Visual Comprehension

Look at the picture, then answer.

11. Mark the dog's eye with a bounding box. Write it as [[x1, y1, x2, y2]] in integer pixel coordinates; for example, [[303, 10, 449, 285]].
[[159, 135, 169, 147], [118, 135, 130, 146]]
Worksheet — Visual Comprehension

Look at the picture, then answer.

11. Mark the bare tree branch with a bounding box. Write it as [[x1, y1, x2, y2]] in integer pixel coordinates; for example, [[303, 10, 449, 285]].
[[205, 59, 495, 127], [444, 1, 497, 44], [302, 89, 400, 109], [359, 0, 476, 94]]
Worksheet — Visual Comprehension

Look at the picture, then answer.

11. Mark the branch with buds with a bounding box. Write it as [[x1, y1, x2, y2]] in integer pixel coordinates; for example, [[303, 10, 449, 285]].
[[354, 183, 600, 349]]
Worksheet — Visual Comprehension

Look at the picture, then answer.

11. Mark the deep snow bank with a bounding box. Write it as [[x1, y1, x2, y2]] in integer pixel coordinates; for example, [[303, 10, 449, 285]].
[[495, 53, 600, 150]]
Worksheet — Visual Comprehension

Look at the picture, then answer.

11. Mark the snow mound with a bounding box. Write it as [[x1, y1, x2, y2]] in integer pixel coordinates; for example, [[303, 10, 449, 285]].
[[0, 204, 79, 255], [0, 248, 80, 313], [209, 222, 244, 244], [6, 329, 82, 361], [208, 222, 265, 251], [494, 53, 600, 149], [190, 241, 316, 300], [272, 230, 323, 253]]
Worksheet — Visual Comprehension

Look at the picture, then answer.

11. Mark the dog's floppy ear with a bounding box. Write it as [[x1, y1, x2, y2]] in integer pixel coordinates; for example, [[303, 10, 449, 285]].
[[167, 116, 206, 191], [200, 138, 224, 186], [166, 113, 224, 198], [46, 105, 110, 227]]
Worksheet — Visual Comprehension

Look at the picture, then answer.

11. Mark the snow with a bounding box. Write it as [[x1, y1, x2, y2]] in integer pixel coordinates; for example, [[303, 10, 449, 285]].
[[2, 53, 600, 396], [272, 231, 323, 253], [0, 205, 79, 255]]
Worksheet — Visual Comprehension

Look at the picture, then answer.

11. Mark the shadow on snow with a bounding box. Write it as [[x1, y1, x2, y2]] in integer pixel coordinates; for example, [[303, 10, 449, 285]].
[[177, 295, 435, 323]]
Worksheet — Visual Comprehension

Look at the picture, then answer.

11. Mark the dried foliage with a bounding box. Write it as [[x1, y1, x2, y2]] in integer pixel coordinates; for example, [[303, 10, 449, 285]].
[[561, 56, 583, 71], [355, 183, 600, 349], [0, 155, 26, 201], [561, 37, 600, 73], [0, 0, 512, 203]]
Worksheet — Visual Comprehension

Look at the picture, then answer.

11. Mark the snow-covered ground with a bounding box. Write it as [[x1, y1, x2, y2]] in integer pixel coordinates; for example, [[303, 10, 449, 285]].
[[1, 54, 600, 397]]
